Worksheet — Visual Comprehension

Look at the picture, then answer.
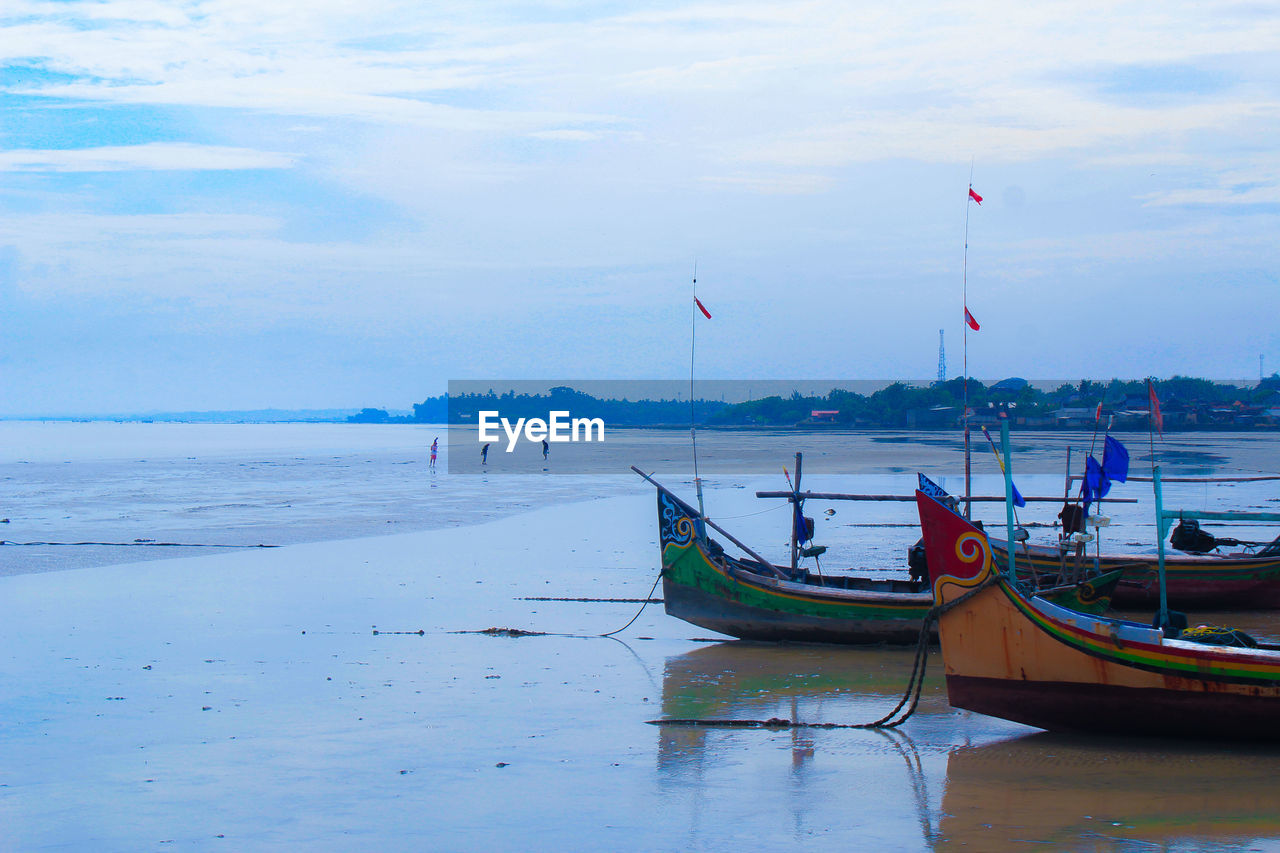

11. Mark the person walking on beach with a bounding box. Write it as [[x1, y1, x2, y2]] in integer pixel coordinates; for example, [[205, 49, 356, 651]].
[[481, 443, 490, 465], [542, 438, 549, 461], [429, 438, 438, 470]]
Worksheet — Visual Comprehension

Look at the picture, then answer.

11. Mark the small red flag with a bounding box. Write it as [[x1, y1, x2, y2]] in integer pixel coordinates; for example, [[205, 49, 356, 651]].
[[694, 296, 712, 319], [964, 306, 980, 331], [1095, 402, 1103, 422], [1148, 379, 1163, 434], [968, 187, 983, 205]]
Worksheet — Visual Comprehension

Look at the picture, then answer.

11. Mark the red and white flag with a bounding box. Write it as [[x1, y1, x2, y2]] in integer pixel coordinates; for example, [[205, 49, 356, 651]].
[[694, 296, 712, 319], [968, 187, 983, 205], [964, 306, 980, 331]]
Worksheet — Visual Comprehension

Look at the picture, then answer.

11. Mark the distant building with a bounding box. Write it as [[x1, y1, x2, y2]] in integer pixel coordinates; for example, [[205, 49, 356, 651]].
[[1052, 407, 1095, 428]]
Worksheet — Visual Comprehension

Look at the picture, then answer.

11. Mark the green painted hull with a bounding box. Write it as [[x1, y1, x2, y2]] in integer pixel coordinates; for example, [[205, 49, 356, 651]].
[[653, 487, 1114, 645]]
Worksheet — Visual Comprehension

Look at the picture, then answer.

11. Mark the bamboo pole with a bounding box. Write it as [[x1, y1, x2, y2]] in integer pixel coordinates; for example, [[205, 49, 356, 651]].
[[790, 452, 802, 574], [1154, 466, 1171, 631], [1065, 474, 1280, 483], [754, 491, 1135, 503], [1001, 420, 1016, 580]]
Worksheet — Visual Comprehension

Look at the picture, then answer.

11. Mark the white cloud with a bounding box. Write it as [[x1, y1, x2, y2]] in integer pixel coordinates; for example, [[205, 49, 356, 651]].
[[4, 0, 1277, 162], [0, 142, 297, 172], [3, 0, 1280, 413]]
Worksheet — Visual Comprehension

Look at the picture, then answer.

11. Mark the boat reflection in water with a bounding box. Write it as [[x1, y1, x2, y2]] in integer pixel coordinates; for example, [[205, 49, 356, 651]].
[[654, 640, 949, 847], [655, 641, 949, 775], [938, 734, 1280, 850], [654, 642, 1280, 849]]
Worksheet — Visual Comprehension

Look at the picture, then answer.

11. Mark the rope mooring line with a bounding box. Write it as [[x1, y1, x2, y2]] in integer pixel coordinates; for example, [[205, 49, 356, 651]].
[[600, 569, 664, 638]]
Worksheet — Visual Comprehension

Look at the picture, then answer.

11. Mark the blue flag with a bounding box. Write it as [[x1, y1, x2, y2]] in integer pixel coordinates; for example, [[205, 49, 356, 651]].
[[794, 503, 810, 543], [1011, 480, 1026, 508], [1082, 454, 1112, 511], [1102, 435, 1129, 484]]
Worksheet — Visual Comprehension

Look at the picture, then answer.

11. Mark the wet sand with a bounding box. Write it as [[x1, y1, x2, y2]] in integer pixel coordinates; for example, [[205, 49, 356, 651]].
[[5, 487, 1280, 850]]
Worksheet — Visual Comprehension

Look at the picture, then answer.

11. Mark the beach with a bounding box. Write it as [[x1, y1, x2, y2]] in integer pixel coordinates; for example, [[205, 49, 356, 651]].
[[4, 423, 1280, 850]]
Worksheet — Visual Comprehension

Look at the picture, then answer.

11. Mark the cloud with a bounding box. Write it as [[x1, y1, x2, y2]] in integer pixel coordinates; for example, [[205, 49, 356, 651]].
[[4, 0, 1275, 161], [3, 0, 1280, 414], [0, 142, 297, 172]]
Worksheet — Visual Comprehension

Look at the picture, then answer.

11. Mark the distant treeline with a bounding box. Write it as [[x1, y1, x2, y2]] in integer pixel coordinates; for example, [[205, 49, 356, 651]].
[[348, 376, 1280, 430], [348, 386, 728, 425], [448, 386, 729, 425]]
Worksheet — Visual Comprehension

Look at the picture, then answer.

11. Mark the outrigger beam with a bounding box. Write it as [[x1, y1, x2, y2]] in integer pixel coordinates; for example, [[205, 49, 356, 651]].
[[754, 491, 1136, 503], [1067, 474, 1280, 484]]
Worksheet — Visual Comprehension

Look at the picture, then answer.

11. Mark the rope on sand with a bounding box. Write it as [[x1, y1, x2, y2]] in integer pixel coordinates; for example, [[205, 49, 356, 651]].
[[1, 540, 277, 548], [520, 597, 663, 604], [431, 569, 666, 640]]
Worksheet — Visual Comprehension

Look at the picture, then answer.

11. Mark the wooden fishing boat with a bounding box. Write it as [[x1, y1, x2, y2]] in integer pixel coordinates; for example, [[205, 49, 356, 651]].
[[657, 484, 930, 643], [646, 475, 1118, 645], [987, 537, 1280, 609], [916, 486, 1280, 740]]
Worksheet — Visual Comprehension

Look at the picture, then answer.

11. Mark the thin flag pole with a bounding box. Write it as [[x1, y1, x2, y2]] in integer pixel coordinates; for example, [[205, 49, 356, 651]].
[[1147, 377, 1158, 477], [962, 162, 974, 518], [690, 263, 705, 519]]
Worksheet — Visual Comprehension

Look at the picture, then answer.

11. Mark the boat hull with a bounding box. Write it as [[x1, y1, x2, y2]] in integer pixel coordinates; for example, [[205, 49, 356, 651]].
[[920, 491, 1280, 741], [947, 675, 1280, 740], [990, 539, 1280, 609], [661, 572, 928, 645], [655, 486, 932, 645]]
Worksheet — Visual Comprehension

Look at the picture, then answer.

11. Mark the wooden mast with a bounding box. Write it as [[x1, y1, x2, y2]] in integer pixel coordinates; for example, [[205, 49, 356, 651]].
[[962, 165, 976, 518], [789, 452, 803, 574]]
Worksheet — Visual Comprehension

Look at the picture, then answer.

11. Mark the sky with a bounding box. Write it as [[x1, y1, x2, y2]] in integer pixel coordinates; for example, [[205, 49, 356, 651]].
[[1, 0, 1278, 415]]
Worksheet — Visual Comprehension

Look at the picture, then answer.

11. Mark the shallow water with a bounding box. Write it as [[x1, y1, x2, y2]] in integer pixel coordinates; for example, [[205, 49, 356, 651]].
[[4, 421, 1277, 576], [4, 423, 1280, 849]]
